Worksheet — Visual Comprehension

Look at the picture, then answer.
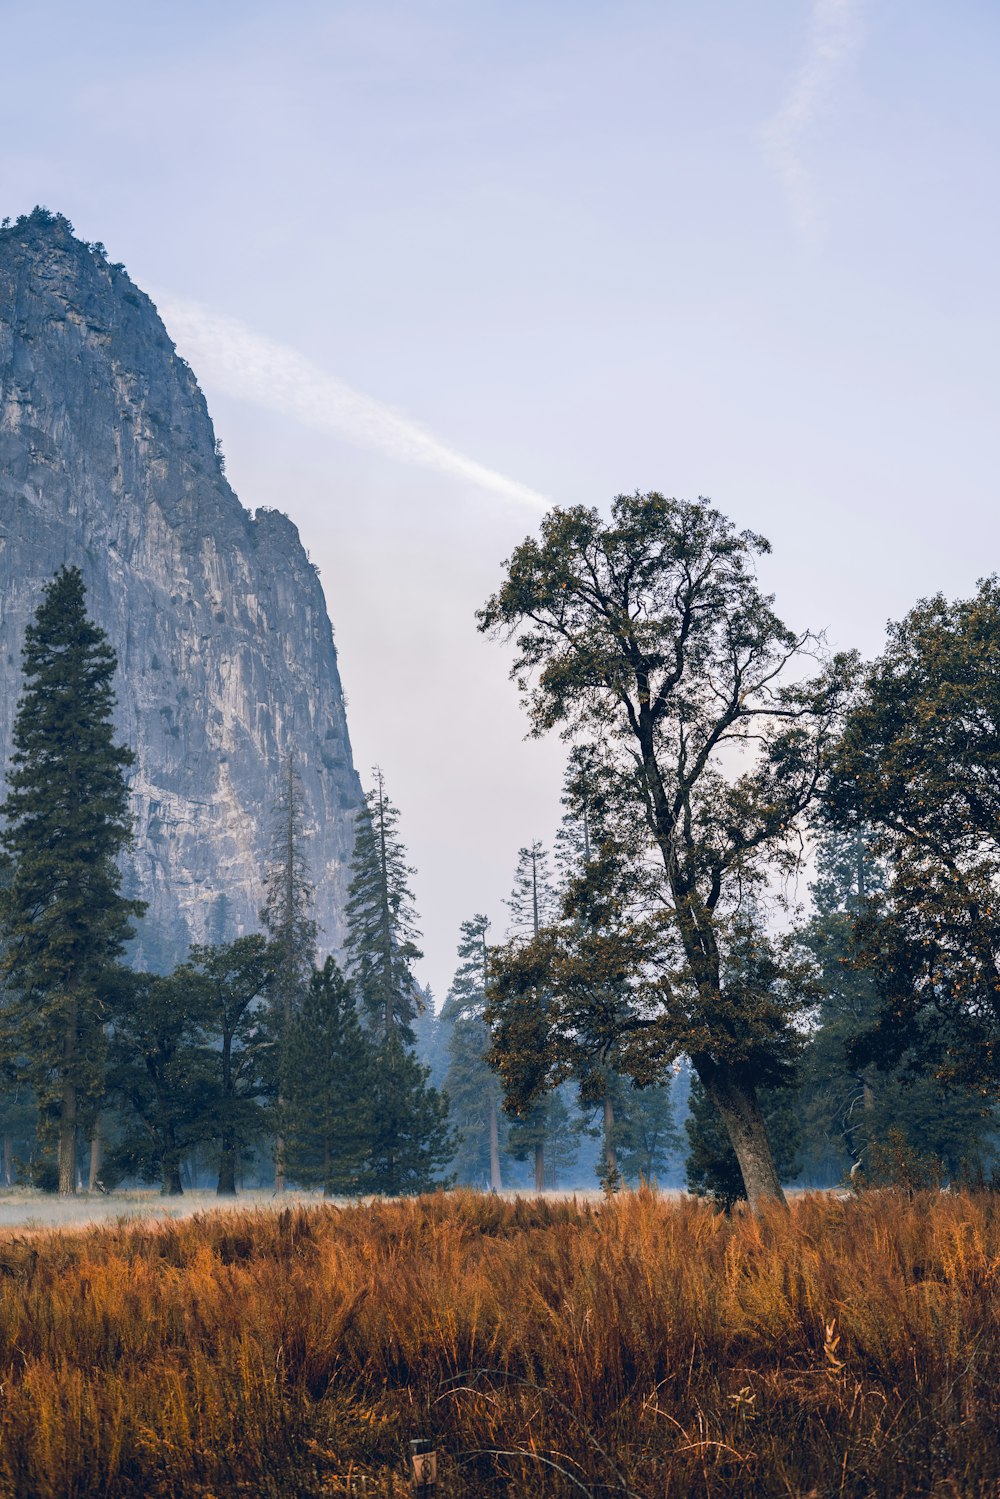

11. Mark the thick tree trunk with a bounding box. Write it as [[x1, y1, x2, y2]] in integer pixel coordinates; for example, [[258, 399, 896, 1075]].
[[162, 1158, 184, 1196], [274, 1121, 287, 1193], [699, 1061, 787, 1210], [488, 1096, 502, 1191], [88, 1119, 102, 1191], [534, 1141, 545, 1194], [58, 1088, 77, 1196], [217, 1132, 237, 1195]]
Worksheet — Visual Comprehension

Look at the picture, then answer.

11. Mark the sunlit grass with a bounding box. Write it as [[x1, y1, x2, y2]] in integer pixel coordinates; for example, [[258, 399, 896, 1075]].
[[0, 1189, 994, 1495]]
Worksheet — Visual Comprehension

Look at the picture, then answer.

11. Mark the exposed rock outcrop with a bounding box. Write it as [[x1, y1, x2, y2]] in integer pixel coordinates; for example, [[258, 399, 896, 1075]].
[[0, 207, 363, 962]]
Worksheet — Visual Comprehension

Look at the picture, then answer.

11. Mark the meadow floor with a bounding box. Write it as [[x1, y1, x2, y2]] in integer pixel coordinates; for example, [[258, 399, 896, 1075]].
[[0, 1189, 994, 1497]]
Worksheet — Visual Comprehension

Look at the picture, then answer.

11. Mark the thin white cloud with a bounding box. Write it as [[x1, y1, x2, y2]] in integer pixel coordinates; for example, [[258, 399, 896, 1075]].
[[156, 295, 549, 513], [760, 0, 864, 247]]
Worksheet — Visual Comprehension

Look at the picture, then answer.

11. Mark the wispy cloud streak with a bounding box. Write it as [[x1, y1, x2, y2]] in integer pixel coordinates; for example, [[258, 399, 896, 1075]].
[[157, 295, 549, 512], [760, 0, 864, 247]]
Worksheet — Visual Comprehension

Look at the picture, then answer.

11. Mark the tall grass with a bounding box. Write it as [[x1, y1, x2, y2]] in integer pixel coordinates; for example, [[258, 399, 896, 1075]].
[[0, 1189, 994, 1496]]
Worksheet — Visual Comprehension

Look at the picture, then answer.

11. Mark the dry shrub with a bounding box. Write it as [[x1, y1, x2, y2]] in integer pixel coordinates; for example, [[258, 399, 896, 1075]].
[[0, 1190, 993, 1496]]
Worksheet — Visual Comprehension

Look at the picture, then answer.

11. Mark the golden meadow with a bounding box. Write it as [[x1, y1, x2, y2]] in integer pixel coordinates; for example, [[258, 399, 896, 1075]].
[[0, 1189, 995, 1497]]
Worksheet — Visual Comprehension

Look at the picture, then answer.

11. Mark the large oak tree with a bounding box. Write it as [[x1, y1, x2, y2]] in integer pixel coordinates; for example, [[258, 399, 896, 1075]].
[[479, 493, 849, 1207]]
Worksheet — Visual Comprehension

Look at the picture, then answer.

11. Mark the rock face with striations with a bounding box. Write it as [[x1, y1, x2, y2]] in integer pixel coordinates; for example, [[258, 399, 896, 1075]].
[[0, 207, 363, 963]]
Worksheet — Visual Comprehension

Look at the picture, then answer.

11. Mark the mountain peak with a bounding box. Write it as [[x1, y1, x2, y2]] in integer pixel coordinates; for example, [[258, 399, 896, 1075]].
[[0, 215, 363, 962]]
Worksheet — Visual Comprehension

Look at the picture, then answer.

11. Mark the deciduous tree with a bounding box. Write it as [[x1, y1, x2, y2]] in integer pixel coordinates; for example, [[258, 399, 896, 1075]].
[[479, 494, 848, 1207]]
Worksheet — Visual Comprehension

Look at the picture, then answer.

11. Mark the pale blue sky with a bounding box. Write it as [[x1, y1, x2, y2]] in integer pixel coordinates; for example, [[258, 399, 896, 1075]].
[[2, 1, 998, 996]]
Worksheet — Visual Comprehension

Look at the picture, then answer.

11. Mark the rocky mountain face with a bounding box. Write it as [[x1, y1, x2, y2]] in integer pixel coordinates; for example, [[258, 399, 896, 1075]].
[[0, 207, 363, 963]]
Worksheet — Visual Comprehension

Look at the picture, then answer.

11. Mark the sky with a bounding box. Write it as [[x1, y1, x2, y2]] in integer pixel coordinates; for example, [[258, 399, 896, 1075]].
[[1, 0, 998, 999]]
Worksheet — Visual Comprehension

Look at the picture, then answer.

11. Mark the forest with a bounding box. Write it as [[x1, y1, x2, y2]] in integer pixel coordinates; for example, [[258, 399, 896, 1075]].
[[0, 492, 997, 1209]]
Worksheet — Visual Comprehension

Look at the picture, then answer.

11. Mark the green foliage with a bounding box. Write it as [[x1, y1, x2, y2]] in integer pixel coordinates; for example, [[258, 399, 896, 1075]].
[[362, 1033, 455, 1195], [282, 958, 374, 1195], [795, 831, 997, 1187], [825, 579, 1000, 1090], [479, 493, 852, 1206], [186, 937, 275, 1195], [260, 751, 317, 1034], [345, 768, 423, 1043], [441, 915, 506, 1186], [104, 967, 217, 1194], [0, 566, 144, 1191], [612, 1075, 682, 1185]]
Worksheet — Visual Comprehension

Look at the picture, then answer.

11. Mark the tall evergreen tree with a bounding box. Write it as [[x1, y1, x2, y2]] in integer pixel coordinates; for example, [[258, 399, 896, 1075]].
[[345, 769, 423, 1043], [260, 751, 318, 1190], [282, 958, 374, 1195], [441, 914, 505, 1188], [363, 1032, 455, 1195], [345, 768, 453, 1191], [0, 567, 144, 1194], [504, 843, 558, 1191], [613, 1075, 682, 1186]]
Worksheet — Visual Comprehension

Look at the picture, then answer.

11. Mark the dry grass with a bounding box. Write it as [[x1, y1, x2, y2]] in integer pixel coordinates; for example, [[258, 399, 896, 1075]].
[[0, 1189, 994, 1496]]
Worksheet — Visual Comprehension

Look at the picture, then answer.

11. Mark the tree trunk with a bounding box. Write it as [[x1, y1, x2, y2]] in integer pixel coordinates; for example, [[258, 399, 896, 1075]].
[[534, 1141, 545, 1194], [699, 1062, 787, 1210], [88, 1118, 102, 1191], [274, 1122, 287, 1193], [603, 1094, 618, 1186], [217, 1029, 237, 1194], [162, 1158, 184, 1196], [2, 1136, 13, 1187], [217, 1131, 237, 1195], [488, 1096, 502, 1191], [58, 1087, 77, 1195], [58, 999, 78, 1196]]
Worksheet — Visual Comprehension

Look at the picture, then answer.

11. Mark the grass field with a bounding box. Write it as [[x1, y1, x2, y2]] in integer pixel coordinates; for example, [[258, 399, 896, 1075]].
[[0, 1189, 994, 1497]]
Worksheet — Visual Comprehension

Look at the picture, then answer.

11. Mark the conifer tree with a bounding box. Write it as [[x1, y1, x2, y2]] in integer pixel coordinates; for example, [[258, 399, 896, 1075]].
[[504, 843, 558, 1191], [441, 914, 504, 1188], [0, 567, 144, 1194], [363, 1032, 454, 1195], [261, 751, 317, 1189], [345, 769, 422, 1043], [282, 958, 374, 1195], [345, 768, 453, 1190], [613, 1076, 682, 1186]]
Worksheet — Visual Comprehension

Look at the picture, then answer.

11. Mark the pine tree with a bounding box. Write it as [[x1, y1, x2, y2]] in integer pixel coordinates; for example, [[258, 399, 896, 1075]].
[[613, 1076, 682, 1186], [260, 751, 318, 1190], [345, 768, 454, 1191], [345, 769, 422, 1043], [363, 1032, 454, 1195], [441, 914, 504, 1188], [504, 843, 557, 1190], [0, 567, 144, 1194], [281, 958, 374, 1195]]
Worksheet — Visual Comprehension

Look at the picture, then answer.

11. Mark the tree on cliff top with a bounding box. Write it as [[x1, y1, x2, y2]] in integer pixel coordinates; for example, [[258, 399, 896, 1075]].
[[478, 493, 851, 1209], [0, 566, 144, 1195]]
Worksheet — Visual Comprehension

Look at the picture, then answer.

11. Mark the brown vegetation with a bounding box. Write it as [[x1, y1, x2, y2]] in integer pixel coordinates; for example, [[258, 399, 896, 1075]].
[[0, 1189, 994, 1496]]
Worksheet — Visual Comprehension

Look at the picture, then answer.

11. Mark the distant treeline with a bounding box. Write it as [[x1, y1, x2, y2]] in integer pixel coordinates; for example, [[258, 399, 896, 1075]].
[[1, 489, 999, 1204]]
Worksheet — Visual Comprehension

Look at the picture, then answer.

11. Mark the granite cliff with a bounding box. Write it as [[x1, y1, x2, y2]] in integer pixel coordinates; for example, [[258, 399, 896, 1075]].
[[0, 207, 363, 962]]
